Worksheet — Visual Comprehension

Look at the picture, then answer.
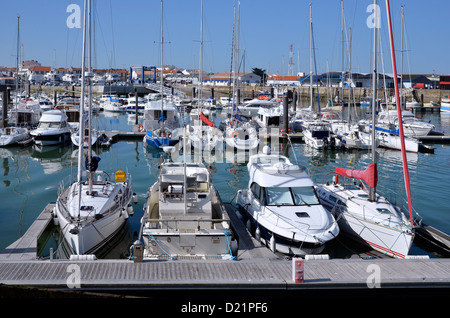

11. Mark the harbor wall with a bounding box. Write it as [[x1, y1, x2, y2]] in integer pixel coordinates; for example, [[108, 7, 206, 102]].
[[25, 84, 449, 106]]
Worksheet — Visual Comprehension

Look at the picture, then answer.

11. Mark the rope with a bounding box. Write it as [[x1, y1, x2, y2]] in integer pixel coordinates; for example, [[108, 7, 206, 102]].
[[224, 230, 237, 260], [146, 232, 176, 260]]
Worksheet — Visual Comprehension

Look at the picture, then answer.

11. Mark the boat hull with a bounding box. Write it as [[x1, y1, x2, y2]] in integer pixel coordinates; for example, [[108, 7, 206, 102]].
[[143, 135, 179, 149], [317, 184, 415, 259], [31, 131, 71, 146], [57, 210, 128, 255], [238, 204, 327, 255]]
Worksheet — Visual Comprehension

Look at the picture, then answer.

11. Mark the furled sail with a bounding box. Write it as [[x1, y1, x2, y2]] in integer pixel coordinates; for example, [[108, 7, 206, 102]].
[[335, 163, 378, 188]]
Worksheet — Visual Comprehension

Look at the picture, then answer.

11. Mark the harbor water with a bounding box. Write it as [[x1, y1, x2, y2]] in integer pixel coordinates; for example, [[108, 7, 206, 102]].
[[0, 109, 449, 259]]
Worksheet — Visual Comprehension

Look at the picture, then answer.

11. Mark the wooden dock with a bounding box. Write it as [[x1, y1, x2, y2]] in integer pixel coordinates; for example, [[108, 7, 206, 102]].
[[0, 204, 54, 261], [0, 203, 450, 302]]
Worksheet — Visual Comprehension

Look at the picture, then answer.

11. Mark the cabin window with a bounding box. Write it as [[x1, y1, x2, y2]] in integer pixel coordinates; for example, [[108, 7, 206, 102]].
[[267, 117, 280, 126], [250, 182, 261, 200], [264, 186, 320, 206], [328, 195, 346, 206], [376, 208, 391, 214], [291, 187, 320, 205]]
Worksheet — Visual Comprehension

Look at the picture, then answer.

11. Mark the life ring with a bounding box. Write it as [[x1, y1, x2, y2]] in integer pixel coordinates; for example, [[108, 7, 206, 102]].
[[65, 106, 69, 110], [139, 124, 144, 132], [231, 132, 238, 138]]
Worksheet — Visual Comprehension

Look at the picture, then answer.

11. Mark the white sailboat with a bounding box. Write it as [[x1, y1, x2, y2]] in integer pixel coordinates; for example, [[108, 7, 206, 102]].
[[54, 0, 135, 256], [187, 0, 223, 153], [143, 0, 181, 150], [236, 148, 339, 256], [223, 1, 259, 153], [316, 0, 416, 259]]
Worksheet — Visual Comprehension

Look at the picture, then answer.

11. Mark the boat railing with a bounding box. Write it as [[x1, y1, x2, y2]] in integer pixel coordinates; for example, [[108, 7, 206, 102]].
[[143, 217, 231, 232]]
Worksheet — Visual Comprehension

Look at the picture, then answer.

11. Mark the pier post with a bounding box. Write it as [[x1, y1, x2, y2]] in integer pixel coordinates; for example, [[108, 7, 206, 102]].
[[135, 88, 138, 126], [293, 90, 297, 112], [283, 96, 288, 136], [2, 91, 7, 128]]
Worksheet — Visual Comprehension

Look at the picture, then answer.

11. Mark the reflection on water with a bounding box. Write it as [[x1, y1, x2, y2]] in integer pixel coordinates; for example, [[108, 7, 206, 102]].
[[1, 111, 449, 258]]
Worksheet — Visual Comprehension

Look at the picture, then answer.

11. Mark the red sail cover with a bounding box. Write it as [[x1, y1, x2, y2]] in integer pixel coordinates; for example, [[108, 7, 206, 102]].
[[335, 163, 378, 188], [200, 112, 214, 127]]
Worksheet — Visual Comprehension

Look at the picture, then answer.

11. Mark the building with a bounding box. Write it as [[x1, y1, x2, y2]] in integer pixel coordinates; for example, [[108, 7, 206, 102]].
[[204, 72, 261, 86], [26, 66, 51, 83]]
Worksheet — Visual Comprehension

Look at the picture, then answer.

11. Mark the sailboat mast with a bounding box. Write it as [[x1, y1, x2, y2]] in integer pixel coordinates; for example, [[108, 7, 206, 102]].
[[369, 0, 378, 202], [160, 0, 164, 122], [77, 0, 88, 217], [385, 0, 414, 226], [400, 5, 404, 108], [198, 0, 204, 109], [88, 0, 94, 194], [309, 3, 313, 110], [16, 16, 19, 105], [341, 0, 345, 109]]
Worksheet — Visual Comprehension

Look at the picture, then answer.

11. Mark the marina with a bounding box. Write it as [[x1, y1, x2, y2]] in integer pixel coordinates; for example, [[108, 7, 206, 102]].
[[1, 109, 450, 302], [2, 0, 450, 307]]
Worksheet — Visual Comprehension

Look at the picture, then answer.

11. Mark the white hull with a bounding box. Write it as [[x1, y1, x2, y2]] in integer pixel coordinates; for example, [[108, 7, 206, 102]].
[[0, 127, 29, 146], [140, 162, 236, 260], [225, 125, 259, 151], [316, 183, 414, 259], [377, 131, 419, 152], [55, 173, 133, 255], [57, 206, 128, 255], [71, 129, 100, 147], [236, 153, 339, 256]]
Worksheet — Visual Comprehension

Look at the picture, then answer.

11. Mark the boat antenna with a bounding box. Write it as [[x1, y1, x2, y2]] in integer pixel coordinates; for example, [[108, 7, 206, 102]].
[[385, 0, 414, 226]]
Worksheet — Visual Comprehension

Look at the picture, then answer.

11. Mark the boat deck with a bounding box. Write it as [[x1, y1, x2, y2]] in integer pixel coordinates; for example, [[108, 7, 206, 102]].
[[0, 203, 449, 300]]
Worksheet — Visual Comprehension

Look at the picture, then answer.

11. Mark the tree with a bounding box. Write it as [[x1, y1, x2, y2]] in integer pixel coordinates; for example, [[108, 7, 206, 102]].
[[252, 67, 267, 85]]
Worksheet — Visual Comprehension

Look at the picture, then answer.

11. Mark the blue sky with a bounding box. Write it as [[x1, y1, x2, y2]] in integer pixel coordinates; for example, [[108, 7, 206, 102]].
[[1, 0, 448, 75]]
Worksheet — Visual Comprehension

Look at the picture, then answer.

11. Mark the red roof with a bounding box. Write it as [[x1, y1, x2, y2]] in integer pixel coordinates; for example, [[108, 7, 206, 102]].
[[29, 66, 51, 72]]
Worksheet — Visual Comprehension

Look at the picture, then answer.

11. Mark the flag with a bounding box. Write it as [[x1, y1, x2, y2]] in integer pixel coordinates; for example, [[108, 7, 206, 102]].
[[200, 112, 214, 127]]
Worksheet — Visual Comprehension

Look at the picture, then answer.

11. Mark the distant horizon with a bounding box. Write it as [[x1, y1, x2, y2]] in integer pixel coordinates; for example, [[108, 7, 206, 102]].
[[1, 1, 449, 76]]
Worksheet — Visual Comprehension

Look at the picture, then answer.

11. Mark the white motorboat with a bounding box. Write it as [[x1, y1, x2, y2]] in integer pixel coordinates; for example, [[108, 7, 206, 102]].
[[224, 121, 259, 151], [102, 99, 126, 112], [235, 151, 339, 256], [316, 164, 415, 258], [254, 104, 283, 129], [125, 96, 146, 112], [240, 98, 279, 111], [441, 97, 450, 113], [30, 109, 72, 146], [0, 127, 29, 146], [358, 121, 420, 153], [302, 120, 338, 149], [139, 157, 237, 260], [377, 110, 434, 137]]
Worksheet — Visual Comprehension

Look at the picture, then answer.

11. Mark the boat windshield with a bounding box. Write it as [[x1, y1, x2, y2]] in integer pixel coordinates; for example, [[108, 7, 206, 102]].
[[38, 121, 62, 129], [265, 186, 320, 206]]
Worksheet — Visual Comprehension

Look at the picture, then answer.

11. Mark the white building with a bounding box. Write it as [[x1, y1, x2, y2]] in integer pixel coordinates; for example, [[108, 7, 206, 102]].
[[204, 72, 261, 86]]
